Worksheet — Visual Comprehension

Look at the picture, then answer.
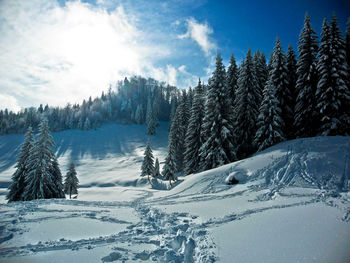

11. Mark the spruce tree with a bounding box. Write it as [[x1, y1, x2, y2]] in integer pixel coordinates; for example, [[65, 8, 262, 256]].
[[253, 50, 268, 105], [270, 38, 292, 138], [168, 105, 185, 173], [286, 45, 297, 139], [146, 96, 156, 135], [7, 127, 34, 202], [254, 44, 286, 151], [294, 13, 319, 138], [254, 80, 285, 151], [184, 79, 205, 175], [316, 16, 350, 135], [200, 54, 236, 171], [141, 141, 155, 181], [234, 48, 260, 159], [154, 158, 161, 178], [51, 158, 65, 198], [162, 145, 177, 185], [227, 54, 238, 104], [64, 162, 79, 199], [23, 119, 63, 200]]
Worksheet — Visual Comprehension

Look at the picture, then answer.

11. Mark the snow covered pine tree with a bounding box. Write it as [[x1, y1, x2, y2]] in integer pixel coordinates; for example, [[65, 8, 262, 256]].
[[22, 119, 65, 200], [6, 127, 34, 202], [141, 141, 155, 182], [64, 162, 79, 199]]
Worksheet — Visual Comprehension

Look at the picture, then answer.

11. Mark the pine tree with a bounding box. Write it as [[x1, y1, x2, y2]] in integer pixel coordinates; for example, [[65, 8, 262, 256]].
[[146, 96, 156, 135], [294, 13, 319, 138], [180, 90, 191, 134], [7, 127, 34, 202], [227, 54, 238, 104], [162, 146, 177, 185], [64, 162, 79, 199], [184, 79, 205, 175], [316, 16, 350, 135], [141, 141, 154, 181], [154, 158, 161, 178], [50, 158, 65, 198], [254, 43, 286, 151], [234, 48, 260, 159], [286, 45, 297, 139], [200, 54, 236, 171], [168, 105, 185, 173], [270, 38, 292, 138], [253, 50, 268, 105], [23, 119, 63, 200]]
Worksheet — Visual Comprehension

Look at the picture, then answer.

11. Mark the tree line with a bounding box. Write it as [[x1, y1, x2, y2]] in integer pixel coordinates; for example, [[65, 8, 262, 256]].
[[0, 77, 181, 136], [161, 14, 350, 182]]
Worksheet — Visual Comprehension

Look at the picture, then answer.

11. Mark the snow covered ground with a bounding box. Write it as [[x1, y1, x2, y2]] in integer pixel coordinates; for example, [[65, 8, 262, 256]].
[[0, 124, 350, 262]]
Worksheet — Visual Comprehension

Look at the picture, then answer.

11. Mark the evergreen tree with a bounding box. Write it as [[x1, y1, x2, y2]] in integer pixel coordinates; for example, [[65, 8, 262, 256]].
[[316, 16, 350, 135], [227, 54, 238, 104], [253, 50, 267, 105], [234, 48, 260, 159], [169, 95, 177, 130], [23, 119, 63, 200], [6, 127, 34, 202], [200, 54, 236, 171], [270, 38, 292, 138], [255, 44, 286, 151], [169, 105, 185, 173], [180, 90, 191, 134], [141, 141, 155, 181], [50, 158, 65, 198], [146, 97, 156, 135], [294, 13, 319, 138], [184, 79, 205, 175], [286, 45, 298, 139], [162, 145, 177, 185], [154, 158, 161, 178], [64, 162, 79, 199]]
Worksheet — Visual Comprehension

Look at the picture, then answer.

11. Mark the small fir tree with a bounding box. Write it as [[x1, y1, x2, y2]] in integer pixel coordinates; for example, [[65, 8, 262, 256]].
[[64, 162, 79, 199], [154, 158, 161, 178], [141, 141, 155, 181]]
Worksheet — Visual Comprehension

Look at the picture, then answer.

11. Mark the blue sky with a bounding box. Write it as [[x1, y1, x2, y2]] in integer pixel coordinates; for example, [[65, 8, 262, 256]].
[[0, 0, 349, 111]]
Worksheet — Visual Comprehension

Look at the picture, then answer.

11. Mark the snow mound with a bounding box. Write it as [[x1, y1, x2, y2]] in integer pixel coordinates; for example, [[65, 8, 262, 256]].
[[169, 136, 350, 197]]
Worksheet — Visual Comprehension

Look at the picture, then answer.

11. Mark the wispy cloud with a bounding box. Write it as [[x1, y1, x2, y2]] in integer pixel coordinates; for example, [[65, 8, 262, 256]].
[[0, 0, 201, 111], [178, 18, 216, 56]]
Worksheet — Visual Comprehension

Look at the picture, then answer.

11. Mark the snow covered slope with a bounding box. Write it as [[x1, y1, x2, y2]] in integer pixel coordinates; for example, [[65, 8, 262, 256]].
[[0, 122, 169, 201], [0, 129, 350, 263]]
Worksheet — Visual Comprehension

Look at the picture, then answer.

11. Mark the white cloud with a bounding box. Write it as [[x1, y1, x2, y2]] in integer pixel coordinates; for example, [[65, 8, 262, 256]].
[[0, 94, 21, 112], [0, 0, 180, 110], [178, 18, 216, 56]]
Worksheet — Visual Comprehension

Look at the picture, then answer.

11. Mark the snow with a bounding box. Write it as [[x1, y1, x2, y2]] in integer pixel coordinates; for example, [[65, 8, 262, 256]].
[[0, 123, 349, 262]]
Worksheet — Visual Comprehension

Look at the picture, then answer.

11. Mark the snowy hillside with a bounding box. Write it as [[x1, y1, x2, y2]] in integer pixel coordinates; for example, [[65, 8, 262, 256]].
[[0, 122, 169, 202], [0, 128, 350, 262]]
